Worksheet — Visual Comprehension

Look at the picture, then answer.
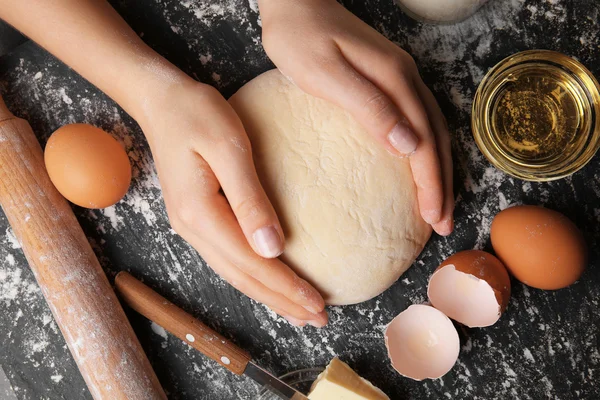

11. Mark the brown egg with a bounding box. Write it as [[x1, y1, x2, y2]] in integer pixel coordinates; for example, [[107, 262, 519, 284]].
[[45, 124, 131, 209], [491, 205, 586, 290], [428, 250, 511, 327]]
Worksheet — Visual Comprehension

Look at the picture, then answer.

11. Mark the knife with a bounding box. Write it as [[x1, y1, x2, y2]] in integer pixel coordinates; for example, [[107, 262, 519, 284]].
[[115, 271, 309, 400]]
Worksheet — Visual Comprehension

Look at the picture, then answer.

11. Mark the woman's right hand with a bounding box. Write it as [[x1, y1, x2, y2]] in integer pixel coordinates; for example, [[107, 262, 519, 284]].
[[138, 78, 327, 328], [259, 0, 454, 236]]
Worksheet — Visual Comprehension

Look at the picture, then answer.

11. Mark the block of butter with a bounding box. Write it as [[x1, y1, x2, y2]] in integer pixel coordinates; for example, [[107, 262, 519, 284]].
[[308, 358, 389, 400]]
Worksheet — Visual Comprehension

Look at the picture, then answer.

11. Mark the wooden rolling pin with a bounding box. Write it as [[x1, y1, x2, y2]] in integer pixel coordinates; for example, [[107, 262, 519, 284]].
[[0, 95, 166, 399]]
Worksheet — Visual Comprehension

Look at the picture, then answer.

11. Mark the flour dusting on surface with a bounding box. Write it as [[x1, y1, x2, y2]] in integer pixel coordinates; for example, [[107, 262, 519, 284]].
[[0, 0, 599, 399]]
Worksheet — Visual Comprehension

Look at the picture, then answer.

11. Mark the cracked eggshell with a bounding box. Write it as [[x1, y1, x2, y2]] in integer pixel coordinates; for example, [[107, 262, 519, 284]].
[[385, 304, 459, 381], [428, 250, 510, 328]]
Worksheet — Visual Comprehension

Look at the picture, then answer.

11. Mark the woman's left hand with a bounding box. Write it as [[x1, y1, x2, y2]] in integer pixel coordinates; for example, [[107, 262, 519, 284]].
[[258, 0, 454, 236]]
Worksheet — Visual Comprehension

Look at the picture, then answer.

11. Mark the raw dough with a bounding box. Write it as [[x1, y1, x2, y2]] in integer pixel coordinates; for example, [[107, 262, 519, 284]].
[[229, 69, 431, 305]]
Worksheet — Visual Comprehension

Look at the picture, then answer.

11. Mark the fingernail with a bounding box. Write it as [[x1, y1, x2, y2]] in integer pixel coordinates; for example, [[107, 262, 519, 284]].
[[387, 123, 418, 155], [303, 305, 321, 315], [253, 226, 283, 258], [284, 316, 305, 327]]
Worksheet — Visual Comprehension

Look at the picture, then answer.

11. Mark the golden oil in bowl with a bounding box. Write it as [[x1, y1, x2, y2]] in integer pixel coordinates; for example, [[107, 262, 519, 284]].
[[472, 50, 600, 181]]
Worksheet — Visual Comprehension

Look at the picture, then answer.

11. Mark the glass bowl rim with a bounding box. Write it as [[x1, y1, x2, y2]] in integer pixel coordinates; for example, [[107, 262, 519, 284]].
[[472, 49, 600, 182]]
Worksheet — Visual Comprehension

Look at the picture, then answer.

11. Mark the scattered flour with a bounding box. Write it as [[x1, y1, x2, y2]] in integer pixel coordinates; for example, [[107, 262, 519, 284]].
[[5, 254, 15, 266], [0, 267, 22, 303], [200, 54, 213, 65], [247, 0, 258, 13], [0, 1, 598, 399], [523, 348, 536, 363], [5, 228, 21, 249], [151, 322, 169, 341], [58, 88, 73, 105], [101, 206, 124, 230]]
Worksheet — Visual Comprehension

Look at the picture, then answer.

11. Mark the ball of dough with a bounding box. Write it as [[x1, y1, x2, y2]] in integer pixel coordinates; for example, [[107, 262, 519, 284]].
[[229, 70, 431, 305]]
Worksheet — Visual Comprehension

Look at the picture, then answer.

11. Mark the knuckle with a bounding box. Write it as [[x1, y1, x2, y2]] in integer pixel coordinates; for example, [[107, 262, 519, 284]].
[[171, 203, 207, 233], [293, 57, 335, 94], [361, 91, 395, 121], [400, 52, 418, 71], [200, 128, 252, 157], [232, 194, 268, 222], [175, 204, 195, 227], [405, 53, 418, 69], [388, 52, 417, 76], [165, 205, 185, 235], [313, 53, 337, 72], [191, 83, 223, 109], [197, 83, 221, 99], [387, 52, 405, 68], [223, 134, 252, 155], [169, 218, 185, 236]]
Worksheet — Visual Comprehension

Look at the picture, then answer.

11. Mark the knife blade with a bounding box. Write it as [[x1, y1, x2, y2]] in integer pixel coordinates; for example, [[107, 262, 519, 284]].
[[114, 271, 309, 400], [244, 362, 308, 400]]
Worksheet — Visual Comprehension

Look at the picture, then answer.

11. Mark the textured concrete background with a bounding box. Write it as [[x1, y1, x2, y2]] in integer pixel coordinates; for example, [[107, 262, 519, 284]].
[[0, 0, 599, 399]]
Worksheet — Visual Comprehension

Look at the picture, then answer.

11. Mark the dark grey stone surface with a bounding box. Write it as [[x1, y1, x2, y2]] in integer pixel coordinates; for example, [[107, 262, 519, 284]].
[[0, 23, 26, 58], [0, 0, 599, 399], [0, 366, 18, 400]]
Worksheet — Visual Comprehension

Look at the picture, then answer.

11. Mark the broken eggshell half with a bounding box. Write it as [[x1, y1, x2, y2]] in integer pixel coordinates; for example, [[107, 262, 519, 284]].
[[428, 250, 511, 328], [385, 304, 460, 381]]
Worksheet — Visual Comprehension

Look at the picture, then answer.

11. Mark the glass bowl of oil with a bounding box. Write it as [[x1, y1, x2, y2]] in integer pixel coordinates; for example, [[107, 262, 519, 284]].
[[472, 50, 600, 181]]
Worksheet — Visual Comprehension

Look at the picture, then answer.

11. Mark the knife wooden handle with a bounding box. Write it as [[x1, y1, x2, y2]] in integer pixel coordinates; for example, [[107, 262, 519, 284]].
[[115, 271, 252, 375], [0, 96, 166, 399]]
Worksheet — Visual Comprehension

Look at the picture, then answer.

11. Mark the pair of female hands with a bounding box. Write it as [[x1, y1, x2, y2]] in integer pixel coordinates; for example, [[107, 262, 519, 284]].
[[146, 0, 454, 327], [0, 0, 453, 328]]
